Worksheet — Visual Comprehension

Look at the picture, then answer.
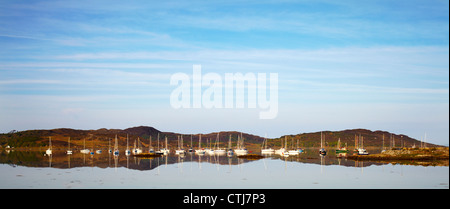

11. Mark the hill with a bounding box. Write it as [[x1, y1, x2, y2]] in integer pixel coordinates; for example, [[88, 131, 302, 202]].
[[0, 126, 441, 150], [272, 129, 436, 149]]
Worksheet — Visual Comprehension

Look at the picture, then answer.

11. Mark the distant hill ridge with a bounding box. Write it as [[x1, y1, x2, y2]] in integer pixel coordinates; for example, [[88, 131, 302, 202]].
[[0, 126, 441, 149]]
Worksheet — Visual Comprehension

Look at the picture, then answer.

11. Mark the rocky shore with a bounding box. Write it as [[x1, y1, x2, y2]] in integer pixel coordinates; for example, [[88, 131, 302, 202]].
[[347, 147, 449, 166]]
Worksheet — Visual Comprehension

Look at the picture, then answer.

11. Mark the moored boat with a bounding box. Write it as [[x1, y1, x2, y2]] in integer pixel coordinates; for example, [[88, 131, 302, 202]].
[[319, 132, 327, 156], [46, 137, 52, 155], [335, 138, 348, 154]]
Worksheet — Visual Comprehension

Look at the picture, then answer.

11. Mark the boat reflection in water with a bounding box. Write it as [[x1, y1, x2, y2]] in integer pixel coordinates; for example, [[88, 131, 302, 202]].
[[1, 148, 397, 171]]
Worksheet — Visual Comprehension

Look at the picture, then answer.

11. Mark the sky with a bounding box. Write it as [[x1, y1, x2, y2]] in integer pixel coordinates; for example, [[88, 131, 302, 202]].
[[0, 0, 448, 145]]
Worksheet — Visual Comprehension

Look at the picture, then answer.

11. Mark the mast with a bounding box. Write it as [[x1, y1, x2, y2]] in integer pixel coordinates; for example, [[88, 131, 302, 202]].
[[292, 136, 294, 149], [214, 133, 220, 150], [157, 133, 160, 150], [393, 135, 395, 148], [138, 137, 142, 151], [359, 134, 362, 149], [241, 133, 245, 149], [264, 134, 267, 149], [390, 134, 392, 149], [361, 136, 364, 149], [320, 132, 323, 148], [165, 136, 168, 150], [114, 135, 118, 150], [149, 136, 152, 149], [237, 134, 240, 149], [285, 136, 287, 150], [424, 133, 427, 148]]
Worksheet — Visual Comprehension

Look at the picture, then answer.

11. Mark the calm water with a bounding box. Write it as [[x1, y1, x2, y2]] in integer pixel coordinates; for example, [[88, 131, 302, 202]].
[[0, 149, 448, 189]]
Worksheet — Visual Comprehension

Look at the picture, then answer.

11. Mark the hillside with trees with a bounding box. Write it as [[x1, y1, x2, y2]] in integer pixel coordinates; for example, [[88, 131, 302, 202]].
[[0, 126, 441, 150]]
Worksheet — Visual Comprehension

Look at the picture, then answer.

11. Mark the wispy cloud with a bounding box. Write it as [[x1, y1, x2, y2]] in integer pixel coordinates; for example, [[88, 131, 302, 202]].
[[0, 79, 62, 85]]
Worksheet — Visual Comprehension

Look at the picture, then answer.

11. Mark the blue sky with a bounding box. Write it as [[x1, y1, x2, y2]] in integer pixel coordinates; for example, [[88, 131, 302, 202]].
[[0, 0, 448, 145]]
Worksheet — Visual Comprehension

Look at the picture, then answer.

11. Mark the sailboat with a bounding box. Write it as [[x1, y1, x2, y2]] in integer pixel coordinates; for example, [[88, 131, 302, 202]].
[[214, 133, 226, 155], [207, 138, 215, 155], [125, 134, 131, 156], [319, 132, 327, 156], [335, 138, 348, 153], [280, 136, 289, 157], [154, 134, 164, 155], [160, 136, 170, 155], [288, 137, 300, 155], [108, 138, 112, 153], [176, 135, 186, 155], [261, 134, 275, 154], [188, 135, 195, 153], [227, 135, 234, 157], [149, 136, 155, 153], [46, 137, 52, 155], [132, 137, 143, 154], [297, 139, 304, 153], [275, 136, 286, 155], [113, 135, 119, 156], [66, 137, 72, 155], [90, 137, 95, 155], [80, 138, 90, 154], [195, 134, 206, 155], [234, 133, 248, 156], [357, 135, 369, 155], [381, 134, 387, 153]]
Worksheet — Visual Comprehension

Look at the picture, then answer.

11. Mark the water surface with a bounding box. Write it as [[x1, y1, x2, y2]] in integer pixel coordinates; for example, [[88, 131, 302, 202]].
[[0, 149, 448, 189]]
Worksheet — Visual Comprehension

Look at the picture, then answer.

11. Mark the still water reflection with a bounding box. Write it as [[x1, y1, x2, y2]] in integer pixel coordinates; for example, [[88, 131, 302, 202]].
[[0, 149, 448, 189]]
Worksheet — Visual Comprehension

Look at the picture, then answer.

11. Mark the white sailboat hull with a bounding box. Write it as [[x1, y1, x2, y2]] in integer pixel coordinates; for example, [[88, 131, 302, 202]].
[[160, 148, 170, 155], [175, 149, 186, 154], [281, 151, 289, 157], [357, 148, 369, 155], [288, 150, 300, 155], [132, 148, 143, 154], [261, 148, 275, 154], [275, 148, 285, 155], [235, 149, 248, 154], [196, 149, 206, 155], [214, 149, 226, 154], [80, 149, 90, 154]]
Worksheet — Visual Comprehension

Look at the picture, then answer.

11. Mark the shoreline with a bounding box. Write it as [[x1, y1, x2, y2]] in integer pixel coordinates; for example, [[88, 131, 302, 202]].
[[346, 147, 449, 165]]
